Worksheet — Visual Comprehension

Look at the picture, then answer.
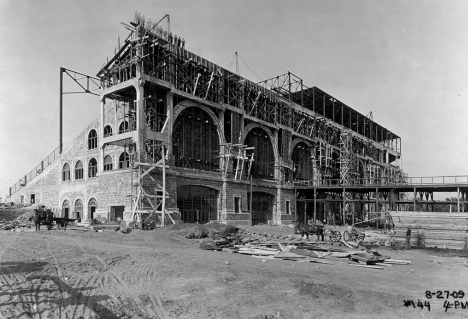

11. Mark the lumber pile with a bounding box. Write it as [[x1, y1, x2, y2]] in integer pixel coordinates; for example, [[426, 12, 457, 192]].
[[390, 211, 468, 249]]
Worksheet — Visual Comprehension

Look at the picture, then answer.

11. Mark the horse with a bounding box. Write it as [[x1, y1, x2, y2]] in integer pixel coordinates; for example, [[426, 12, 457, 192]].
[[295, 222, 325, 241]]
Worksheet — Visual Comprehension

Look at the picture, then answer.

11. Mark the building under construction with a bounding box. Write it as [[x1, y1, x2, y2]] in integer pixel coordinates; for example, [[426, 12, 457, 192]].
[[9, 14, 405, 226]]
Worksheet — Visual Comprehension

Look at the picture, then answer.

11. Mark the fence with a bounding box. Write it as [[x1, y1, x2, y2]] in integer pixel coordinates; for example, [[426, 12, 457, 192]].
[[9, 146, 61, 196]]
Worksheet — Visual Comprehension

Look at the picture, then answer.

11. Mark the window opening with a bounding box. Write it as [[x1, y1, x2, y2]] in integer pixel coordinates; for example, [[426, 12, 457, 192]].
[[104, 155, 113, 171], [75, 161, 84, 180], [88, 130, 97, 149], [119, 121, 129, 134], [88, 158, 97, 177], [104, 125, 113, 137], [234, 196, 241, 213], [173, 107, 220, 172], [245, 128, 274, 179], [119, 152, 130, 169], [62, 163, 71, 181]]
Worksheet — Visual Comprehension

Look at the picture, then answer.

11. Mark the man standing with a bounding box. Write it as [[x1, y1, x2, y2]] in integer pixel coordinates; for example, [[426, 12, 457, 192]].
[[406, 226, 412, 250], [34, 210, 41, 231]]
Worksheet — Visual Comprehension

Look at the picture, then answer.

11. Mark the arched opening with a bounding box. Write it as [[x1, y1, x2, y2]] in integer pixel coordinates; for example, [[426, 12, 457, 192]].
[[88, 158, 97, 177], [62, 163, 71, 181], [88, 198, 97, 220], [104, 125, 113, 137], [177, 185, 218, 224], [245, 128, 275, 179], [75, 161, 83, 180], [173, 107, 220, 172], [119, 121, 129, 134], [119, 152, 130, 169], [247, 192, 274, 225], [75, 199, 83, 220], [62, 200, 70, 218], [291, 142, 313, 181], [88, 130, 97, 149]]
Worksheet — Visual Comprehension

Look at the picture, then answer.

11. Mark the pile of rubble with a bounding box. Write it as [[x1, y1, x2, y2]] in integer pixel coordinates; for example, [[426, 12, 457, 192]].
[[187, 225, 411, 270], [0, 221, 33, 232]]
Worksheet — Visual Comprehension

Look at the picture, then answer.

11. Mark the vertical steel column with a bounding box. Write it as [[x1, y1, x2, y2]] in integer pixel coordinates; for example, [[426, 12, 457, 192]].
[[413, 187, 416, 212], [457, 187, 460, 213], [342, 188, 345, 225], [250, 175, 253, 225], [313, 188, 317, 224], [161, 145, 166, 227], [59, 67, 64, 154], [376, 187, 379, 229]]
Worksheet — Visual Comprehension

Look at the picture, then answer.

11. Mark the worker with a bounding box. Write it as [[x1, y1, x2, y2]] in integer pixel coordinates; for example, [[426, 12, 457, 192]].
[[464, 229, 468, 252], [115, 217, 129, 234], [34, 210, 41, 231], [406, 226, 412, 250]]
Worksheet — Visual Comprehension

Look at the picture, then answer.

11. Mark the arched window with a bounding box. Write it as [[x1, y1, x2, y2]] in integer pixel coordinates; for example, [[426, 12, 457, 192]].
[[88, 198, 97, 220], [74, 199, 83, 220], [119, 121, 129, 134], [104, 155, 113, 171], [104, 125, 113, 137], [172, 107, 220, 172], [62, 163, 71, 181], [119, 152, 130, 169], [88, 158, 97, 178], [245, 128, 275, 179], [291, 142, 313, 181], [88, 129, 97, 149], [75, 161, 84, 180], [62, 200, 70, 218]]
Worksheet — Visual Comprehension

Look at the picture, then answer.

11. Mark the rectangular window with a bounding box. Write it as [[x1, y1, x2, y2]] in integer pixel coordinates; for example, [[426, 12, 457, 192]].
[[75, 168, 83, 180], [285, 200, 291, 215], [234, 196, 241, 213]]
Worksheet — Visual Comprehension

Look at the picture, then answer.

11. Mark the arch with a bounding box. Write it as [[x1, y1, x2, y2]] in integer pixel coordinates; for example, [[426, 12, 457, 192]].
[[290, 138, 313, 160], [104, 125, 113, 137], [243, 126, 275, 179], [172, 106, 221, 172], [243, 123, 279, 161], [74, 199, 83, 220], [119, 121, 129, 134], [88, 158, 98, 177], [88, 198, 97, 220], [62, 199, 70, 218], [88, 129, 97, 149], [177, 185, 218, 224], [75, 160, 84, 180], [247, 191, 275, 225], [291, 142, 314, 181], [62, 163, 71, 181], [119, 152, 130, 169], [104, 155, 113, 171]]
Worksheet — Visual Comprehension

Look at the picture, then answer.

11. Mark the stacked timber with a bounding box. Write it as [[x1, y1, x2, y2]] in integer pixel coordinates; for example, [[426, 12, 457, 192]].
[[389, 211, 468, 249]]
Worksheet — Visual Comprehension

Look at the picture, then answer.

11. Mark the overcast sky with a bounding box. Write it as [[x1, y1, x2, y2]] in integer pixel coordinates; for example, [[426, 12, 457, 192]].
[[1, 0, 468, 200]]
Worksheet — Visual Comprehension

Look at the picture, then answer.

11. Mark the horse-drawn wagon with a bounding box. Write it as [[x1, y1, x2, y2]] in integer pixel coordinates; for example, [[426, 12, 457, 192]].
[[32, 205, 76, 230]]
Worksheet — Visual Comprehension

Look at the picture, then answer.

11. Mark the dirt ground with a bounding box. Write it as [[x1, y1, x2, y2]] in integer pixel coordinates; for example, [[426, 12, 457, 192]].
[[0, 222, 467, 319]]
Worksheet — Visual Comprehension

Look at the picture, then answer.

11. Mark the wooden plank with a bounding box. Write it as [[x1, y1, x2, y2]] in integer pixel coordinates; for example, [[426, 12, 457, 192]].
[[348, 263, 383, 270]]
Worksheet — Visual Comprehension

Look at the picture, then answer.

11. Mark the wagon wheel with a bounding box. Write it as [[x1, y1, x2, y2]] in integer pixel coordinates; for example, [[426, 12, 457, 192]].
[[357, 233, 365, 244], [325, 230, 334, 241], [333, 231, 342, 242]]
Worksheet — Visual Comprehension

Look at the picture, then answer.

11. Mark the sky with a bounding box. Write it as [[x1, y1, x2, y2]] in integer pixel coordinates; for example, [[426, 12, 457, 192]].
[[1, 0, 468, 200]]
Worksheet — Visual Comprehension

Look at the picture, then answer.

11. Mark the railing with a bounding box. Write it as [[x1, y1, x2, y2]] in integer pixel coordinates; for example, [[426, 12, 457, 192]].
[[293, 175, 468, 187], [9, 146, 61, 196]]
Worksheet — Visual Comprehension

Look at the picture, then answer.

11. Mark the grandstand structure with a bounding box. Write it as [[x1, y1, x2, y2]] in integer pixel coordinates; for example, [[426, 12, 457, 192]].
[[9, 14, 409, 226]]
